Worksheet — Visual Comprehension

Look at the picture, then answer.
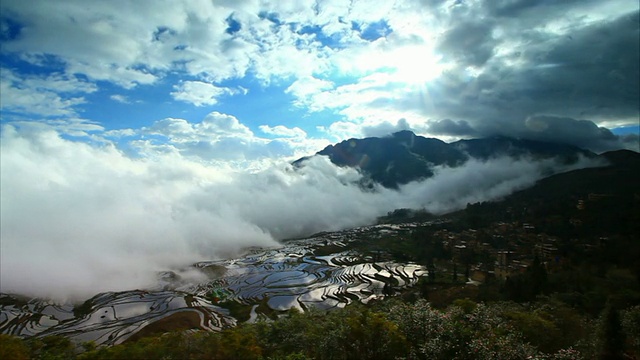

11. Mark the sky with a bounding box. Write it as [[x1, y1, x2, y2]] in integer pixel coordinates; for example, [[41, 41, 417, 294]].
[[1, 0, 638, 161], [0, 0, 639, 299]]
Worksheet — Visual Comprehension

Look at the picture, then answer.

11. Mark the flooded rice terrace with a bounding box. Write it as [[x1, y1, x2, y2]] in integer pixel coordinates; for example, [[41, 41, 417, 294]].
[[1, 223, 428, 345]]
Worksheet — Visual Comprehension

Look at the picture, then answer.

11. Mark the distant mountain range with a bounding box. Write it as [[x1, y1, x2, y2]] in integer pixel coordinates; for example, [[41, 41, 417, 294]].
[[294, 131, 596, 188]]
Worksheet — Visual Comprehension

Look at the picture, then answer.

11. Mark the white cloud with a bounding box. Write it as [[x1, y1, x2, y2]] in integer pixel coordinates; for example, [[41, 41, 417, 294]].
[[147, 112, 253, 140], [3, 1, 163, 87], [104, 128, 136, 137], [284, 69, 438, 134], [397, 155, 603, 214], [171, 81, 237, 106], [257, 125, 329, 161], [0, 0, 440, 92], [259, 125, 306, 138], [0, 0, 463, 135], [0, 68, 97, 118], [0, 0, 334, 88], [362, 118, 413, 138], [66, 62, 157, 89], [3, 0, 634, 156], [1, 0, 635, 110], [137, 112, 327, 165], [286, 76, 334, 110], [317, 121, 363, 141], [110, 94, 130, 104]]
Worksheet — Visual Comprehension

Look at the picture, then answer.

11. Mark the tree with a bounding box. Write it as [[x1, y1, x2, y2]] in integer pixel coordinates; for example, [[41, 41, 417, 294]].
[[428, 259, 436, 284], [452, 263, 458, 282], [530, 254, 549, 297], [27, 335, 75, 360], [0, 335, 29, 360], [599, 303, 625, 360]]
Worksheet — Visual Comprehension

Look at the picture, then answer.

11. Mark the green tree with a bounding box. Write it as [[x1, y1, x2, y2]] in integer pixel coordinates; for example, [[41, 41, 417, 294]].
[[530, 254, 548, 297], [428, 259, 436, 284], [598, 303, 625, 360], [452, 263, 458, 282], [622, 305, 640, 358], [505, 310, 563, 353], [0, 335, 29, 360], [27, 335, 76, 360]]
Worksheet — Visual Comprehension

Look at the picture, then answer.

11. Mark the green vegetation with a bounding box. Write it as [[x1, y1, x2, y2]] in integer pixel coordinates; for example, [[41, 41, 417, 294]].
[[0, 334, 29, 360], [3, 299, 639, 359], [73, 298, 95, 318]]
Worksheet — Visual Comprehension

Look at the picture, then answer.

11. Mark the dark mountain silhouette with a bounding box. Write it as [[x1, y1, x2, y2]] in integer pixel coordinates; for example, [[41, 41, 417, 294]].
[[309, 130, 466, 188], [506, 149, 640, 201], [458, 149, 640, 237], [294, 131, 596, 188]]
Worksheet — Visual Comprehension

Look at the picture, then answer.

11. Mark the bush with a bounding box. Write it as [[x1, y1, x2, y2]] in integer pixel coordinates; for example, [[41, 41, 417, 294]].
[[622, 305, 640, 357], [0, 335, 29, 360]]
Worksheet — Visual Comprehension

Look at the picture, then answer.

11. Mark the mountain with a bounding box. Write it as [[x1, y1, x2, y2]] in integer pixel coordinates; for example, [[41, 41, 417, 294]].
[[458, 149, 640, 237], [505, 149, 639, 203], [295, 131, 596, 188], [296, 130, 467, 188]]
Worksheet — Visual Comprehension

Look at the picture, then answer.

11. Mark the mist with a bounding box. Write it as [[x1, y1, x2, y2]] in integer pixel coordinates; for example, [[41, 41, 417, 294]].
[[0, 125, 601, 300], [397, 155, 602, 214]]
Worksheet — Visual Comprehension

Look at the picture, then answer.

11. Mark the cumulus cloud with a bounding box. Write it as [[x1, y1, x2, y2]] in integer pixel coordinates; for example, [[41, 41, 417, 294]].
[[436, 20, 497, 67], [317, 121, 363, 141], [0, 123, 604, 300], [0, 0, 328, 88], [2, 0, 636, 149], [422, 115, 638, 153], [134, 112, 328, 163], [426, 119, 477, 137], [0, 68, 97, 118], [519, 115, 620, 150], [109, 94, 130, 104], [290, 70, 429, 131], [286, 76, 334, 110], [295, 2, 638, 147], [49, 111, 328, 172], [146, 112, 252, 141], [419, 5, 639, 129], [171, 81, 238, 106], [501, 115, 638, 153], [362, 118, 413, 138], [259, 125, 307, 138]]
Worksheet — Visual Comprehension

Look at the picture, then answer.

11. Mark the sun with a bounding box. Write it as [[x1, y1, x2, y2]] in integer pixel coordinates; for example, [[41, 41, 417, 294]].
[[389, 45, 446, 85], [348, 41, 446, 86]]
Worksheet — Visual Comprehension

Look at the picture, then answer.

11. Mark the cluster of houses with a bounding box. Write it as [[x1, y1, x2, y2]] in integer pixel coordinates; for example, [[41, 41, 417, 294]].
[[430, 221, 562, 283]]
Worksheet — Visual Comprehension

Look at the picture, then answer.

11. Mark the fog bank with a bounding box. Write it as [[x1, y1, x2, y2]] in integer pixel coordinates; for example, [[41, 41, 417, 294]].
[[0, 125, 600, 300]]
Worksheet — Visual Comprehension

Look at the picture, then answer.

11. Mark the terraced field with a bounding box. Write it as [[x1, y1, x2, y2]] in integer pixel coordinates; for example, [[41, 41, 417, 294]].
[[0, 223, 428, 345]]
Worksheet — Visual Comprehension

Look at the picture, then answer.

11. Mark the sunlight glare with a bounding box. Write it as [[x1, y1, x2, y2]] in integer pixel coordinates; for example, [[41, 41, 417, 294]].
[[390, 46, 445, 85]]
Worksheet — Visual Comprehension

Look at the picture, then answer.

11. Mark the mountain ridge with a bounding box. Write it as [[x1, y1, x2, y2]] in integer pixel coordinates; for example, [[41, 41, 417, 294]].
[[294, 131, 598, 188]]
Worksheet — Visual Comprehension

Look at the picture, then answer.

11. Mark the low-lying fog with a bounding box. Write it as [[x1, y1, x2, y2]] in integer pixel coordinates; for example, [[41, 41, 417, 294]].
[[0, 124, 600, 300]]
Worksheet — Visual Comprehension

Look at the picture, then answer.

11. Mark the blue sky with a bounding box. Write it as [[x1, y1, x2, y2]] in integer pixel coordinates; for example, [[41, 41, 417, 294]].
[[1, 0, 638, 169]]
